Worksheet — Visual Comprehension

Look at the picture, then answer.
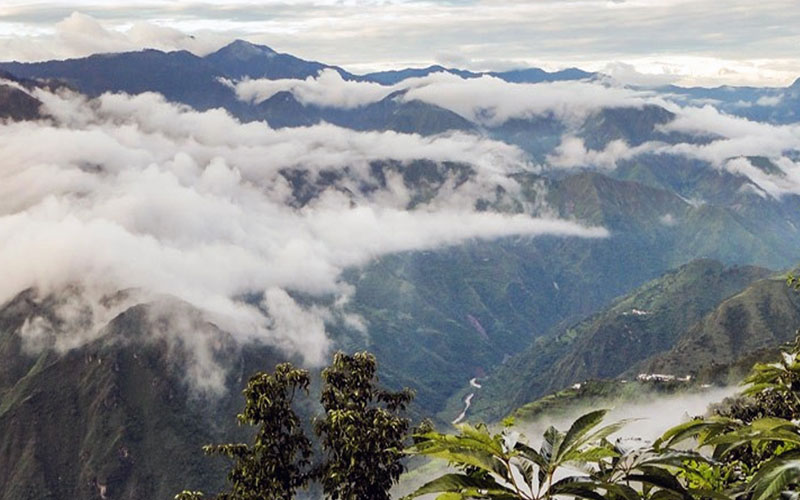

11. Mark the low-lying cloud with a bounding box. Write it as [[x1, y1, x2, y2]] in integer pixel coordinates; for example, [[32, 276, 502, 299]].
[[232, 70, 657, 127], [0, 87, 608, 388], [232, 69, 398, 109]]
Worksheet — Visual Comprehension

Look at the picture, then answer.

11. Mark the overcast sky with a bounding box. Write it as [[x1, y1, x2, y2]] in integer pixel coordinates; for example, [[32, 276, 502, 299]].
[[1, 0, 799, 87]]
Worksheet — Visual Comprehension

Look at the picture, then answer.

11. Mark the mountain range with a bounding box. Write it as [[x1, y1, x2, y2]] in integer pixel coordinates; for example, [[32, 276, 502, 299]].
[[2, 40, 800, 499]]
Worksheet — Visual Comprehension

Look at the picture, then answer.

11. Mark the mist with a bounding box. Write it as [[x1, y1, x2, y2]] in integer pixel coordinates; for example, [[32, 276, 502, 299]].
[[0, 86, 608, 389]]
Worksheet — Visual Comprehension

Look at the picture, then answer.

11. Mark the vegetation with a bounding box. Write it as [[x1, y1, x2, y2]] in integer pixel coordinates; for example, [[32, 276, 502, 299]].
[[179, 363, 314, 500], [315, 352, 414, 500], [176, 351, 414, 500], [405, 335, 800, 500], [474, 263, 797, 422], [173, 334, 800, 500]]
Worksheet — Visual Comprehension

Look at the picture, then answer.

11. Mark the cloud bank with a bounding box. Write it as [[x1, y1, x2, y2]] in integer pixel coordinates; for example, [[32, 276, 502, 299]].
[[0, 87, 607, 387], [232, 70, 656, 127]]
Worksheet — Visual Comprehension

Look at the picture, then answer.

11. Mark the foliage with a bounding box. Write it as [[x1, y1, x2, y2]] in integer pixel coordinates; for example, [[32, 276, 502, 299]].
[[404, 409, 706, 500], [176, 352, 413, 500], [172, 333, 800, 500], [177, 363, 312, 500], [652, 335, 800, 500], [407, 332, 800, 500], [315, 351, 415, 500]]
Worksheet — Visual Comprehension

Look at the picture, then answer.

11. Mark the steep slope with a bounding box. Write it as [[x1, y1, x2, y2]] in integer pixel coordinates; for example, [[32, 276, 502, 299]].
[[579, 105, 676, 149], [0, 85, 41, 121], [469, 260, 770, 419], [634, 276, 800, 375], [0, 71, 45, 121], [547, 261, 769, 385], [0, 291, 287, 500]]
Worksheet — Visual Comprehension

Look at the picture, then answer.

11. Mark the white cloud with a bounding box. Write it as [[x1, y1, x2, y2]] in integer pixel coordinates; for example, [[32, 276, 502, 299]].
[[402, 76, 655, 127], [546, 137, 655, 170], [229, 68, 800, 200], [659, 213, 677, 226], [756, 95, 782, 107], [657, 105, 800, 167], [2, 5, 800, 86], [601, 62, 681, 87], [233, 70, 659, 128], [0, 87, 607, 388], [0, 12, 228, 61], [234, 69, 395, 108]]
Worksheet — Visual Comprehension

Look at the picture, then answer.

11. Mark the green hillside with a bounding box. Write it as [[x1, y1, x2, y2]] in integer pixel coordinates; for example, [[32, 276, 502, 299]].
[[634, 276, 800, 375], [469, 260, 771, 420], [0, 293, 289, 500]]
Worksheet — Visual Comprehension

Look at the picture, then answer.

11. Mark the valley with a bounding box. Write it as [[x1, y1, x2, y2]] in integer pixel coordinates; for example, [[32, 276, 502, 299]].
[[1, 28, 800, 500]]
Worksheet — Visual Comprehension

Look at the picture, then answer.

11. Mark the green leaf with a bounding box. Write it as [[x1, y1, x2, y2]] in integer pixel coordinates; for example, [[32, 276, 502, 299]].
[[656, 417, 735, 449], [558, 410, 608, 461], [403, 473, 516, 499], [750, 451, 800, 500]]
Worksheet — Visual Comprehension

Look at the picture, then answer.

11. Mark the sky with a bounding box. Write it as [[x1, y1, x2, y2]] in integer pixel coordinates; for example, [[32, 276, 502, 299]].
[[0, 0, 799, 87]]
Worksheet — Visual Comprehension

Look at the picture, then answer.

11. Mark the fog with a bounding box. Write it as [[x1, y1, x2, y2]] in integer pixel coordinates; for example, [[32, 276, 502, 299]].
[[0, 86, 608, 389]]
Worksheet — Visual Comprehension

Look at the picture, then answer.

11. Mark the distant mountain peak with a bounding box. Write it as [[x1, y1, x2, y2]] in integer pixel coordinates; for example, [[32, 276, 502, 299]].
[[792, 77, 800, 88], [216, 39, 277, 60]]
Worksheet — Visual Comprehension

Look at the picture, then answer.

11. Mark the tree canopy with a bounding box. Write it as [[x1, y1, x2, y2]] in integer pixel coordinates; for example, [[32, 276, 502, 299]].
[[176, 351, 414, 500]]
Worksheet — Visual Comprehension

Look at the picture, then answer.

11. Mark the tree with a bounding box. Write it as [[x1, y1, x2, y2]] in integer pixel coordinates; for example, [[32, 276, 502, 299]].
[[176, 363, 313, 500], [176, 351, 414, 500], [315, 351, 415, 500]]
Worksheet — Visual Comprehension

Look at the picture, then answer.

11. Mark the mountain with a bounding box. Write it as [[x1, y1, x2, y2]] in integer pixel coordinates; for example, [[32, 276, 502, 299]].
[[340, 166, 800, 419], [469, 259, 771, 419], [0, 44, 479, 134], [253, 89, 476, 133], [489, 67, 595, 83], [0, 49, 239, 114], [0, 84, 41, 121], [0, 40, 596, 135], [205, 39, 355, 81], [0, 289, 291, 500], [634, 276, 800, 375], [3, 42, 800, 498], [362, 65, 480, 85]]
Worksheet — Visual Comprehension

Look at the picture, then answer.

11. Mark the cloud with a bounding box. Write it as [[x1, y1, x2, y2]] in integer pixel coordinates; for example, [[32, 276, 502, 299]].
[[0, 87, 607, 389], [401, 76, 656, 127], [601, 62, 680, 87], [232, 69, 660, 128], [233, 69, 395, 109], [756, 95, 783, 107], [659, 213, 678, 226], [517, 386, 739, 446], [0, 11, 228, 62], [546, 136, 656, 170], [656, 105, 800, 167], [3, 4, 800, 86], [227, 67, 800, 200]]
